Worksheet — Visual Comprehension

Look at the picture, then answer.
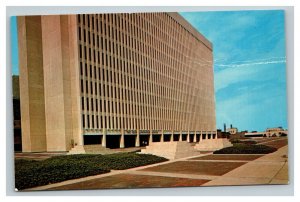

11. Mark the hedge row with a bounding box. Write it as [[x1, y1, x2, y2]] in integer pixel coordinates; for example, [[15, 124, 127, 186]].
[[230, 139, 257, 145], [213, 143, 277, 154], [15, 153, 167, 190]]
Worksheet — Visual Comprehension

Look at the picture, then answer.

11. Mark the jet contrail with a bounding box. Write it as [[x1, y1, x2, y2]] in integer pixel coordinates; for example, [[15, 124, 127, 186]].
[[215, 59, 286, 68], [185, 56, 286, 69]]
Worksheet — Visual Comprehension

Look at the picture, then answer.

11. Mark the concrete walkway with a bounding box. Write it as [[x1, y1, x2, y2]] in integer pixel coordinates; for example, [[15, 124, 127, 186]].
[[202, 145, 288, 186], [25, 142, 289, 191]]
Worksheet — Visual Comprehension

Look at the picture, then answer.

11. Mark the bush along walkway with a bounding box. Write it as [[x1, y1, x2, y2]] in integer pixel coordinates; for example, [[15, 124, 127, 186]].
[[213, 143, 277, 154], [15, 152, 167, 190]]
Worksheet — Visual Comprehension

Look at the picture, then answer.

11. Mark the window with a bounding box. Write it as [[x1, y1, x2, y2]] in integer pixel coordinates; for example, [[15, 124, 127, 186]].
[[86, 80, 88, 93], [96, 116, 99, 128], [95, 83, 97, 95], [90, 65, 92, 77], [85, 64, 88, 77], [89, 48, 91, 61], [82, 114, 85, 127], [92, 115, 94, 128], [83, 30, 86, 42], [86, 98, 89, 110], [99, 84, 101, 96], [92, 16, 94, 30], [93, 33, 95, 46], [81, 97, 84, 110], [90, 81, 93, 94], [100, 100, 102, 112], [96, 99, 98, 111], [81, 79, 84, 93], [79, 45, 82, 58], [102, 53, 105, 65], [78, 27, 81, 40], [80, 62, 83, 75]]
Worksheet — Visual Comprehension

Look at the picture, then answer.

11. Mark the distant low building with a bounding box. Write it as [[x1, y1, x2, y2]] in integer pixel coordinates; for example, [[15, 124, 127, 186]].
[[227, 127, 238, 135], [244, 132, 265, 138], [245, 127, 288, 138], [266, 127, 288, 137]]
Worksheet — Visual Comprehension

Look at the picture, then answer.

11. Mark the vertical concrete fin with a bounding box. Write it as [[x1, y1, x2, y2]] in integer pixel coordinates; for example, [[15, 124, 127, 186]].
[[18, 16, 47, 152], [41, 15, 66, 151]]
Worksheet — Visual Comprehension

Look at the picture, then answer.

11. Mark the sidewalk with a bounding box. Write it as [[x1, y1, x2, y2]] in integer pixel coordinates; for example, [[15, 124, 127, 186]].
[[202, 145, 288, 186]]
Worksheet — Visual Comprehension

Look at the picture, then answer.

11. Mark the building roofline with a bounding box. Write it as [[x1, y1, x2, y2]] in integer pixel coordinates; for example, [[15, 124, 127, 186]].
[[167, 12, 213, 51]]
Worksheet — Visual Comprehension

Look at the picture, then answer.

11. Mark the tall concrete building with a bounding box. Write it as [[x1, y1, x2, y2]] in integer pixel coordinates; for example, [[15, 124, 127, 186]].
[[17, 12, 216, 152]]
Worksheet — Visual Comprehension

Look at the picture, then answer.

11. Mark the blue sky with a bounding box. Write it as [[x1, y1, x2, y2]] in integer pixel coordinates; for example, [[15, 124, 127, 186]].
[[11, 10, 288, 132], [180, 10, 287, 132], [11, 16, 19, 75]]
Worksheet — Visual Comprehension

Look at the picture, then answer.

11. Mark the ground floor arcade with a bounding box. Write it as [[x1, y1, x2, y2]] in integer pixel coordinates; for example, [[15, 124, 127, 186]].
[[83, 130, 218, 149]]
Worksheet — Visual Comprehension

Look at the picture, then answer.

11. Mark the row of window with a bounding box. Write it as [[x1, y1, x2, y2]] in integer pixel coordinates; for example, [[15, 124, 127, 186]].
[[81, 113, 215, 131], [80, 79, 212, 110], [80, 95, 210, 114], [78, 13, 197, 52]]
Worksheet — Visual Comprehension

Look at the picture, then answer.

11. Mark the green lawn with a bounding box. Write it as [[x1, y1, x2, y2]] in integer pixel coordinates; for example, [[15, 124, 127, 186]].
[[15, 152, 167, 190]]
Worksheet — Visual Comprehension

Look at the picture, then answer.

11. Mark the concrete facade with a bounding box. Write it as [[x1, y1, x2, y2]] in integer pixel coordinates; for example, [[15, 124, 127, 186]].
[[18, 13, 216, 152]]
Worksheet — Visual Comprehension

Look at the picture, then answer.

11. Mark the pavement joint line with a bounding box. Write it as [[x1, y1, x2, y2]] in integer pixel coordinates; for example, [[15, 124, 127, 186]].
[[267, 160, 288, 184], [127, 170, 219, 180], [184, 159, 251, 163], [208, 154, 264, 156]]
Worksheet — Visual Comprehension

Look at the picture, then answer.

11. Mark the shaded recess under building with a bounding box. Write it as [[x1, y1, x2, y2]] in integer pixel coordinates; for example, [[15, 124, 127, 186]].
[[12, 75, 22, 151], [17, 12, 217, 153]]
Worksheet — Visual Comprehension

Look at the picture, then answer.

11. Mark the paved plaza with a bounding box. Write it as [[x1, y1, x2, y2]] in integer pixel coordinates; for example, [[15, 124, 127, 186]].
[[23, 138, 288, 191]]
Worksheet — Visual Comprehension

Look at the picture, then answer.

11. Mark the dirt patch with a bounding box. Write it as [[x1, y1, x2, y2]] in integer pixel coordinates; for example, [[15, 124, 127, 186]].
[[190, 154, 263, 161], [48, 174, 209, 190], [140, 161, 245, 176], [261, 139, 288, 149]]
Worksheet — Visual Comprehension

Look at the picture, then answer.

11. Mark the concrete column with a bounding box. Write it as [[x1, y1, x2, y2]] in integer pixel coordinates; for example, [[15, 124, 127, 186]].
[[179, 131, 182, 141], [215, 130, 218, 139], [187, 131, 190, 142], [200, 131, 203, 141], [120, 130, 125, 148], [135, 129, 140, 147], [18, 16, 47, 152], [102, 129, 106, 147], [149, 130, 153, 144], [170, 131, 174, 142], [160, 130, 164, 142], [193, 132, 197, 142]]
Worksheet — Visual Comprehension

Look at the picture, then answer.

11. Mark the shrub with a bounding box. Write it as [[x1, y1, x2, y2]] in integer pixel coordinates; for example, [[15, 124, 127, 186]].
[[240, 140, 257, 145], [15, 152, 167, 190], [280, 133, 287, 137], [213, 144, 277, 154], [15, 158, 109, 190], [230, 139, 241, 144]]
